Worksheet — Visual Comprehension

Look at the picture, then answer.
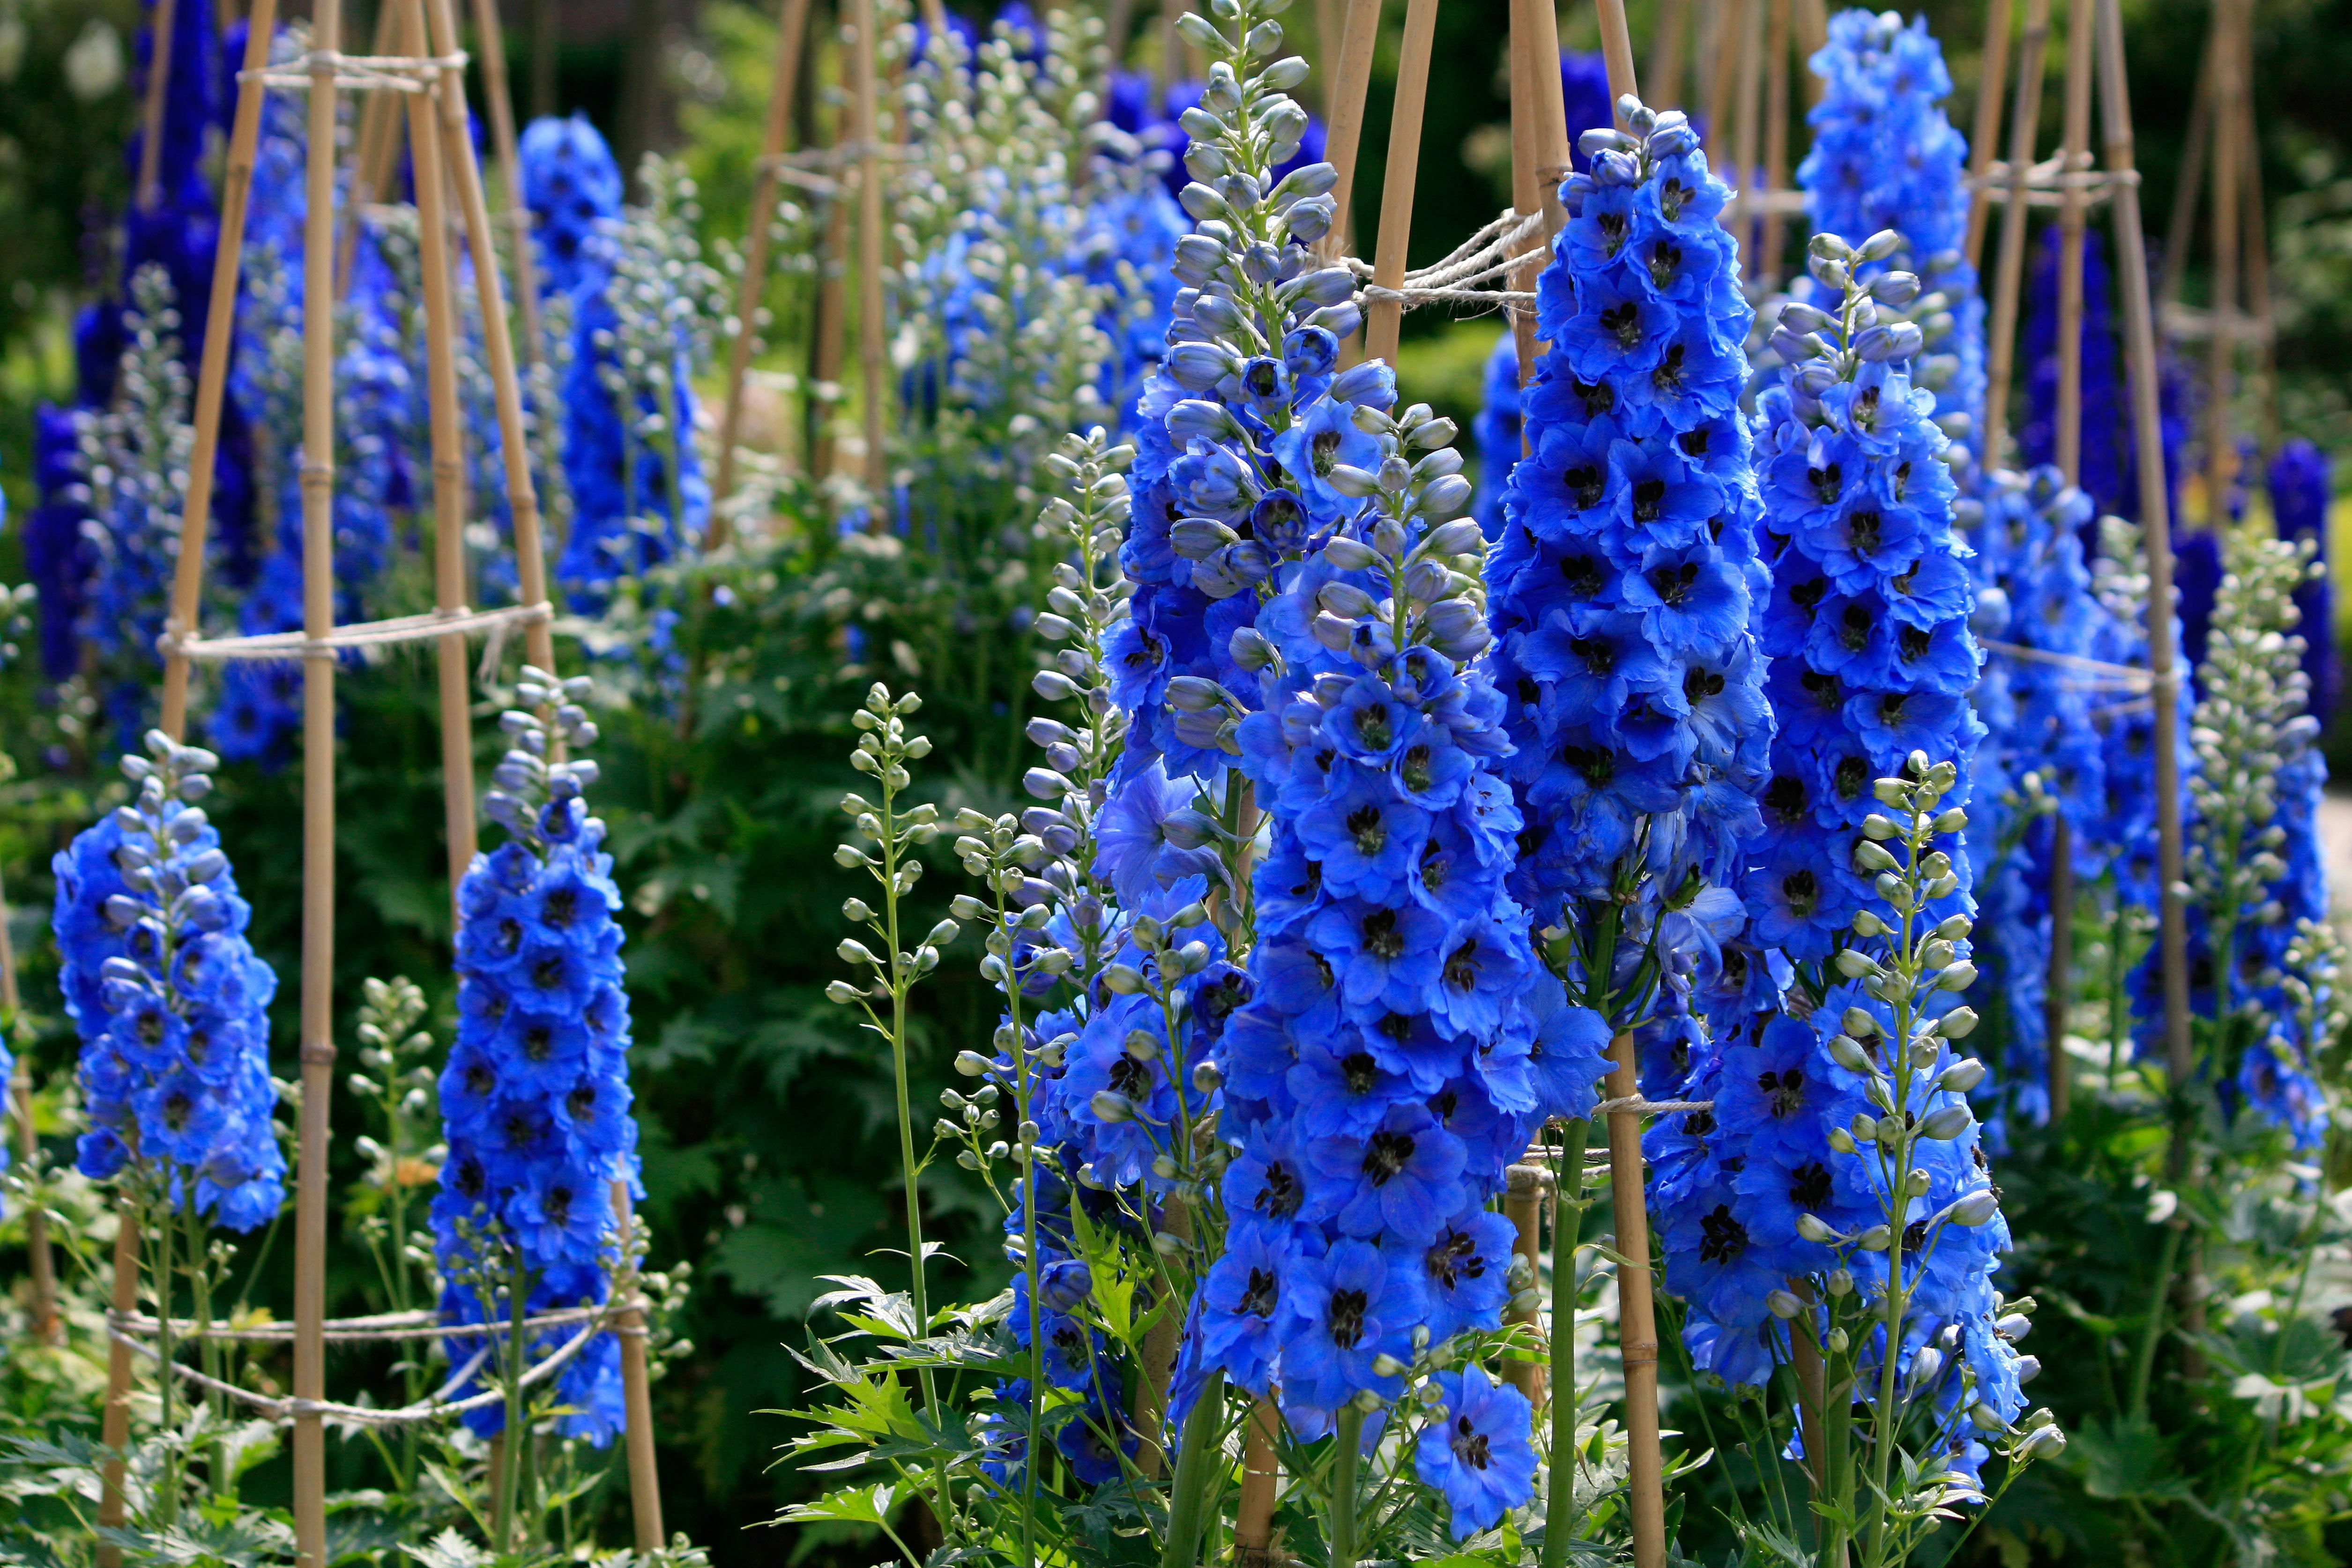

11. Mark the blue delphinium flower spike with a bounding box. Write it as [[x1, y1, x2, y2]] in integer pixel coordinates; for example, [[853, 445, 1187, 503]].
[[52, 732, 285, 1230], [434, 670, 639, 1443]]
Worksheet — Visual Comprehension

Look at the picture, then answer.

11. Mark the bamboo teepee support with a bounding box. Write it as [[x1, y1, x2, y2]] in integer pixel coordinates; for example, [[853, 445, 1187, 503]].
[[1757, 0, 1793, 287], [1502, 1162, 1547, 1403], [290, 7, 347, 1565], [1604, 1036, 1668, 1568], [613, 1187, 666, 1552], [1728, 0, 1764, 264], [1362, 0, 1438, 365], [1647, 0, 1688, 110], [712, 0, 817, 529], [135, 0, 180, 211], [2202, 0, 2246, 520], [2043, 0, 2096, 1119], [1979, 0, 2052, 473], [848, 0, 889, 493], [1963, 0, 2016, 270], [1320, 0, 1381, 260], [466, 0, 548, 388], [2094, 0, 2194, 1140], [1, 864, 61, 1348], [402, 0, 481, 908], [339, 1, 407, 302]]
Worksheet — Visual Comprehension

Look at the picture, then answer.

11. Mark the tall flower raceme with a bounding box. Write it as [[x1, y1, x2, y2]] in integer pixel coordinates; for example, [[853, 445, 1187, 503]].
[[1487, 99, 1772, 1055], [558, 154, 722, 600], [434, 671, 636, 1443], [1652, 757, 2059, 1559], [2131, 531, 2331, 1147], [1799, 9, 1986, 498], [74, 265, 195, 744], [1471, 334, 1521, 542], [1965, 467, 2107, 1122], [1740, 231, 1981, 964], [521, 113, 625, 303], [51, 732, 285, 1231], [2269, 438, 2335, 719]]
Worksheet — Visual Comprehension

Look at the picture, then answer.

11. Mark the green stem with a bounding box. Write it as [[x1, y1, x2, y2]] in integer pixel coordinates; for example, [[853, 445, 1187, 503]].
[[1329, 1404, 1365, 1568], [152, 1178, 179, 1525], [2128, 1223, 2183, 1420], [1158, 1368, 1227, 1568], [496, 1256, 528, 1552], [1542, 1118, 1592, 1568], [879, 780, 935, 1404]]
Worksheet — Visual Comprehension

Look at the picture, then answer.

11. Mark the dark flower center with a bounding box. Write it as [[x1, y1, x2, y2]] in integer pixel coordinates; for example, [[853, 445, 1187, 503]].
[[1341, 1052, 1380, 1094], [1241, 1266, 1280, 1317], [1443, 938, 1481, 992], [1660, 177, 1690, 221], [1647, 240, 1682, 290], [1780, 868, 1819, 917], [1898, 625, 1932, 663], [1759, 1067, 1807, 1117], [137, 1009, 165, 1047], [1451, 1416, 1493, 1470], [1684, 664, 1725, 703], [1650, 559, 1699, 605], [1312, 428, 1344, 476], [1790, 1161, 1833, 1210], [464, 1060, 496, 1098], [1597, 211, 1628, 254], [543, 886, 580, 930], [1571, 377, 1615, 417], [1699, 1203, 1749, 1264], [1678, 425, 1712, 459], [1834, 754, 1870, 801], [1363, 1130, 1415, 1184], [1809, 463, 1842, 504], [1108, 1054, 1150, 1097], [1564, 463, 1606, 510], [1840, 602, 1874, 651], [1763, 774, 1808, 824], [1791, 576, 1828, 619], [1846, 509, 1883, 555], [1401, 744, 1434, 793], [1560, 551, 1606, 597], [164, 1090, 195, 1130], [1327, 1287, 1369, 1348], [1562, 743, 1614, 786], [1425, 1227, 1481, 1291], [1652, 341, 1687, 394], [567, 1084, 599, 1122], [1570, 634, 1617, 676], [1347, 803, 1386, 857], [544, 1184, 574, 1229], [1354, 706, 1393, 751], [1632, 478, 1666, 522], [1258, 1159, 1303, 1219], [1601, 301, 1643, 348], [1362, 909, 1404, 961]]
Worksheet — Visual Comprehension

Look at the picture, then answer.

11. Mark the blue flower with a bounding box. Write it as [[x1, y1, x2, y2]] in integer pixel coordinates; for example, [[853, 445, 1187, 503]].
[[436, 685, 639, 1445], [1277, 1238, 1419, 1431], [1414, 1364, 1539, 1539], [53, 736, 284, 1230]]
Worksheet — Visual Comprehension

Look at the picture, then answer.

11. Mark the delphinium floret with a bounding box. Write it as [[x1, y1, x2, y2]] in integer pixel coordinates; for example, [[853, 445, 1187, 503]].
[[435, 668, 636, 1444]]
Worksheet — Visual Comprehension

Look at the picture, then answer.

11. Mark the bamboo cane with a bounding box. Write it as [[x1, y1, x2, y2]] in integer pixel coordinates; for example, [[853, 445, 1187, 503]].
[[1362, 0, 1438, 366], [1604, 1032, 1666, 1568], [2235, 45, 2275, 451], [1728, 0, 1764, 267], [289, 3, 346, 1562], [2042, 0, 2095, 1120], [136, 0, 180, 212], [466, 0, 548, 392], [812, 190, 851, 479], [1758, 0, 1792, 288], [424, 0, 557, 677], [613, 1185, 666, 1553], [1503, 1162, 1547, 1403], [340, 1, 405, 303], [1319, 0, 1381, 261], [1793, 0, 1826, 107], [402, 0, 481, 915], [2159, 41, 2213, 313], [712, 0, 817, 528], [1963, 0, 2015, 271], [1703, 0, 1741, 171], [1648, 0, 1688, 111], [1, 864, 61, 1349], [1980, 0, 2051, 474], [2095, 0, 2193, 1152], [1232, 1399, 1282, 1565], [157, 0, 282, 740], [1593, 0, 1638, 124], [848, 0, 889, 494], [1507, 0, 1540, 410], [2203, 0, 2243, 524]]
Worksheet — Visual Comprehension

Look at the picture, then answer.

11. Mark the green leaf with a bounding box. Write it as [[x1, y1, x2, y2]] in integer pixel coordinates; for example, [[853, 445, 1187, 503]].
[[710, 1175, 887, 1319], [778, 1480, 897, 1528], [2069, 1413, 2190, 1501]]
